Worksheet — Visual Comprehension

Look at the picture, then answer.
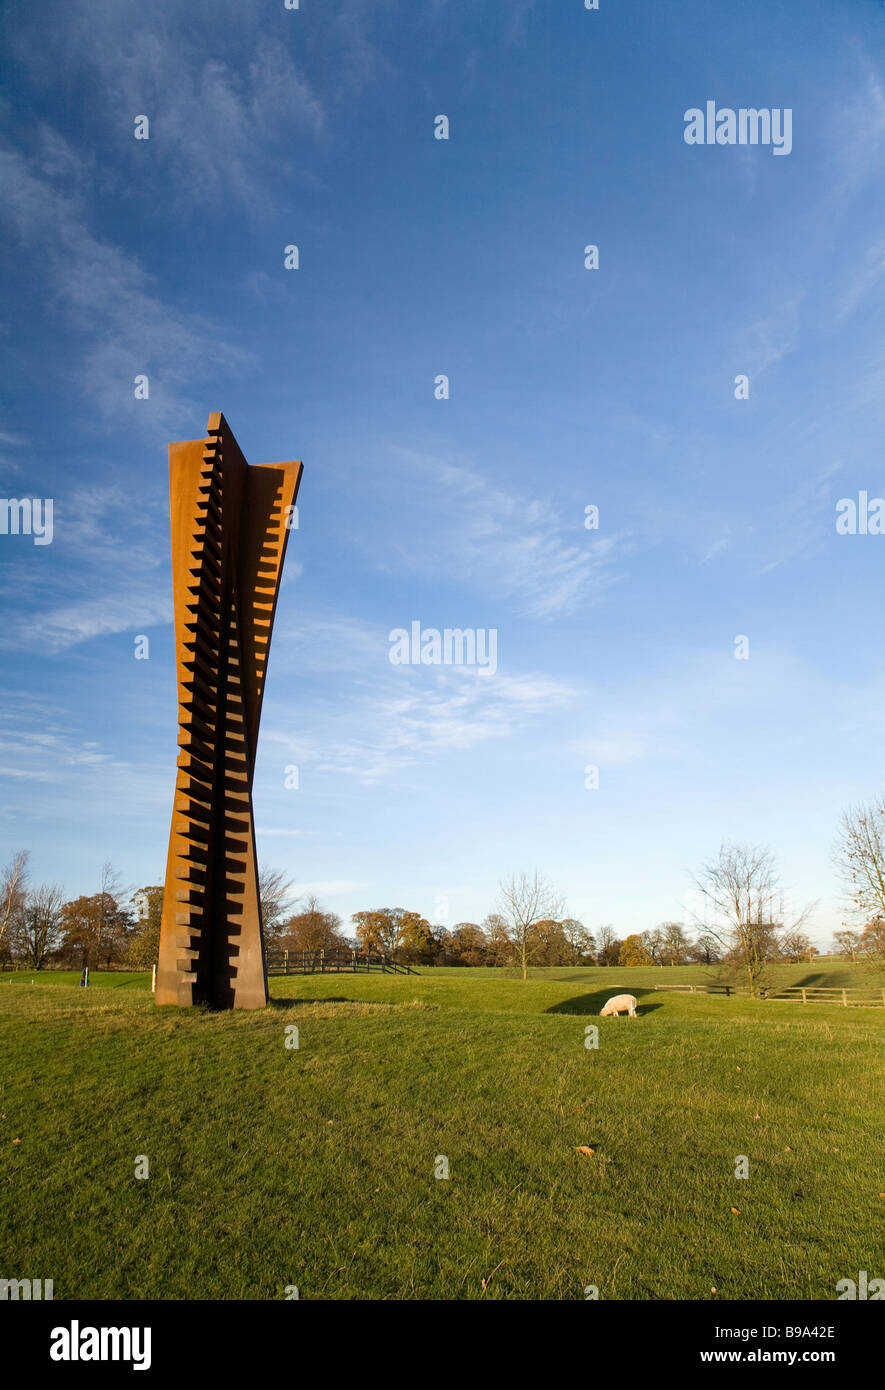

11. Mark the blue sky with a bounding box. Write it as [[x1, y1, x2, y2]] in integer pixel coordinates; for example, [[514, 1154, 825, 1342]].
[[2, 0, 885, 945]]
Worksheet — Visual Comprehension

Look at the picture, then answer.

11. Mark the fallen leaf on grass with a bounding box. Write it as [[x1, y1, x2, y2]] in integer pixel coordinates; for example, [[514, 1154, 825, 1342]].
[[12, 1138, 21, 1145], [575, 1146, 595, 1156], [731, 1208, 740, 1215]]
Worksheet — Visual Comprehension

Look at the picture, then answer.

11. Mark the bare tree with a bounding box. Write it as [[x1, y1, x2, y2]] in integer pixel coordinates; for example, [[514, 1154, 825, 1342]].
[[779, 929, 817, 964], [20, 884, 65, 969], [258, 867, 295, 948], [835, 799, 885, 923], [497, 872, 565, 979], [641, 927, 664, 964], [596, 923, 620, 966], [659, 921, 691, 965], [691, 843, 812, 997], [97, 862, 132, 965], [689, 932, 722, 965], [0, 850, 29, 957]]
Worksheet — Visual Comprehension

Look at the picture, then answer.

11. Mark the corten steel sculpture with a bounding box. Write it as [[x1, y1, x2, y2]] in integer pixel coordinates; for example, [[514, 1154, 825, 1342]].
[[155, 413, 302, 1009]]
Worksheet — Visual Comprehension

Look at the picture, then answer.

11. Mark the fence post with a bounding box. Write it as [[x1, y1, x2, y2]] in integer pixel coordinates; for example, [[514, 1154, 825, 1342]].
[[284, 950, 289, 977], [801, 988, 806, 1004], [842, 989, 848, 1008]]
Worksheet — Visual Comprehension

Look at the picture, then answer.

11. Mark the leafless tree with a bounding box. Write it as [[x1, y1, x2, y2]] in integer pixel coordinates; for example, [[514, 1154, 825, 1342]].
[[689, 932, 722, 965], [596, 923, 620, 966], [258, 867, 295, 948], [691, 842, 812, 997], [779, 929, 817, 963], [20, 884, 65, 969], [641, 927, 664, 964], [659, 921, 691, 965], [835, 799, 885, 923], [96, 862, 131, 962], [0, 850, 29, 957], [497, 872, 565, 979]]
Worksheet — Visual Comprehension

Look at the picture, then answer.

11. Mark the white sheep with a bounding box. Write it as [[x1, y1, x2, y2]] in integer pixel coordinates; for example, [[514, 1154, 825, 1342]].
[[599, 993, 638, 1018]]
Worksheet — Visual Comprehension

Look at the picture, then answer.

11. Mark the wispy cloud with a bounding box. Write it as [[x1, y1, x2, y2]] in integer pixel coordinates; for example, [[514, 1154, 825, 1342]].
[[734, 290, 804, 378], [0, 140, 248, 429], [0, 482, 172, 653], [825, 65, 885, 200], [2, 587, 172, 655], [380, 447, 627, 620], [835, 239, 885, 321], [264, 661, 577, 784], [6, 1, 325, 212]]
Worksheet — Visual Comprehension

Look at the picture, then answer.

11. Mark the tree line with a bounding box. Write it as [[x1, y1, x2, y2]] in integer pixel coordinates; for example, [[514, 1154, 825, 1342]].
[[3, 797, 885, 991]]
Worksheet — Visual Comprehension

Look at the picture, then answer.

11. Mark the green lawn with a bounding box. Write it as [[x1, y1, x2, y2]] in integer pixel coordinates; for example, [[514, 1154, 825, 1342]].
[[0, 971, 149, 989], [1, 964, 883, 1300]]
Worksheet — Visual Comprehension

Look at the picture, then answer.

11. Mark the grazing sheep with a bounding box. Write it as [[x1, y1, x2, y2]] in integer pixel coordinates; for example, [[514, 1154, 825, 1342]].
[[600, 993, 638, 1018]]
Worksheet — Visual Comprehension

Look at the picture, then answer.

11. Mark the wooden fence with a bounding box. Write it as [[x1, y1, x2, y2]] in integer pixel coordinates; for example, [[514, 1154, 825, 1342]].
[[266, 948, 418, 977], [653, 983, 736, 995], [654, 983, 885, 1007], [762, 985, 885, 1007]]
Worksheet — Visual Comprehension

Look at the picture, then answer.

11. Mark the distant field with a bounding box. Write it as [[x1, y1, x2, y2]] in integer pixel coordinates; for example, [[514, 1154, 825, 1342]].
[[1, 956, 874, 992], [0, 971, 149, 989], [1, 964, 883, 1300]]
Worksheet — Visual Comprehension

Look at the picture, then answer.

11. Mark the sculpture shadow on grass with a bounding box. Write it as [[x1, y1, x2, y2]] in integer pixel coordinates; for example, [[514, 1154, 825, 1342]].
[[789, 970, 859, 989], [545, 989, 663, 1016]]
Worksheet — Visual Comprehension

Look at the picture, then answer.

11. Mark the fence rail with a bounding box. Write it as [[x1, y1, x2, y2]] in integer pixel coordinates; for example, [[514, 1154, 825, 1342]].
[[763, 985, 885, 1007], [654, 983, 885, 1007], [266, 949, 418, 977], [653, 983, 736, 995]]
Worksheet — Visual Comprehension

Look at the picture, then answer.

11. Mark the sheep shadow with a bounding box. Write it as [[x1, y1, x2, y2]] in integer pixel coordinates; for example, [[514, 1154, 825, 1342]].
[[546, 990, 662, 1016]]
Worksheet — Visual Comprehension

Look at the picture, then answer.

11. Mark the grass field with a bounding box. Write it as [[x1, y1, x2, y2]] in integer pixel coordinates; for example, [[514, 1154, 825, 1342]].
[[1, 963, 883, 1300]]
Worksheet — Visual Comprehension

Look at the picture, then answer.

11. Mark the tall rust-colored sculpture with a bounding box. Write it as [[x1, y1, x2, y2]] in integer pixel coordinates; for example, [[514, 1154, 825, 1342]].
[[156, 413, 302, 1008]]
